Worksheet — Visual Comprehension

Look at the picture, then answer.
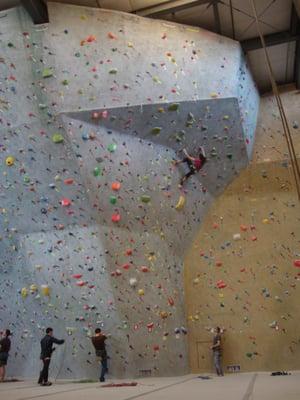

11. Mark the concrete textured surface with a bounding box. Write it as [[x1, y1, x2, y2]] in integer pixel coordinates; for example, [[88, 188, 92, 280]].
[[1, 372, 300, 400], [0, 2, 258, 380]]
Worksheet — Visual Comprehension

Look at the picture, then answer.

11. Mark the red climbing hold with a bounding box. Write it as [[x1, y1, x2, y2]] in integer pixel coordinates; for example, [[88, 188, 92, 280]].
[[72, 274, 82, 279], [111, 213, 121, 223], [61, 198, 71, 207], [216, 280, 226, 289], [294, 260, 300, 267]]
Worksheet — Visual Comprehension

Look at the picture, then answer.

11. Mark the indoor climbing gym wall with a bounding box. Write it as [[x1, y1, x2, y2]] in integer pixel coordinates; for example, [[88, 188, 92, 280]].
[[0, 2, 259, 379], [185, 88, 300, 373]]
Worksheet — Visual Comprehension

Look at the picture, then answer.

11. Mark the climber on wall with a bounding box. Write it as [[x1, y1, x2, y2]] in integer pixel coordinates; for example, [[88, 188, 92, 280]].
[[38, 327, 65, 386], [90, 328, 109, 382], [174, 146, 207, 187]]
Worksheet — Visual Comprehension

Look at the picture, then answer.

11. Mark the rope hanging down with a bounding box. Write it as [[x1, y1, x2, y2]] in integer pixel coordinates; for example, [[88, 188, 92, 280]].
[[250, 0, 300, 200]]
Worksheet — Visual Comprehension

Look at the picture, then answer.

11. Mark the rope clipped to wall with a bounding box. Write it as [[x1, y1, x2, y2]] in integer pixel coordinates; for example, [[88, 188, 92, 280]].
[[250, 0, 300, 200]]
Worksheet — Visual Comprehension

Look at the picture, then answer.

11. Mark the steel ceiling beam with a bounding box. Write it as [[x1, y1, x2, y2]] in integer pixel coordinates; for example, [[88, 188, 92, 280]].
[[20, 0, 48, 24], [213, 1, 221, 34], [135, 0, 216, 18], [241, 30, 300, 52], [292, 1, 300, 89]]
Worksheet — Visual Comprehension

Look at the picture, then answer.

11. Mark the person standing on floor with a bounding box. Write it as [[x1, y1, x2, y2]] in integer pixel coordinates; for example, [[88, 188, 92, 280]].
[[38, 327, 65, 386], [211, 326, 224, 376], [91, 328, 109, 382], [0, 329, 12, 382]]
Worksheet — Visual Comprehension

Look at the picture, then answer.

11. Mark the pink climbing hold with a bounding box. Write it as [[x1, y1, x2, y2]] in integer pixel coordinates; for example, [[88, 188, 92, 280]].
[[141, 266, 149, 272], [122, 263, 130, 270]]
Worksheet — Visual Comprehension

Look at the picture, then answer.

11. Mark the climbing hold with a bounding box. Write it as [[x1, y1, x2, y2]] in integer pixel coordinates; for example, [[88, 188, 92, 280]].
[[41, 285, 50, 296], [72, 274, 83, 279], [64, 178, 74, 185], [140, 195, 151, 203], [147, 322, 154, 332], [129, 278, 137, 287], [168, 103, 179, 111], [61, 198, 71, 207], [140, 266, 149, 273], [138, 288, 144, 296], [5, 156, 15, 166], [111, 213, 121, 223], [216, 280, 226, 289], [151, 127, 162, 135], [21, 288, 28, 298], [160, 311, 168, 319], [175, 195, 185, 210], [75, 281, 86, 287], [109, 195, 117, 205], [52, 133, 64, 143], [294, 260, 300, 267], [109, 68, 118, 74], [233, 233, 241, 241], [93, 166, 102, 176], [107, 143, 117, 152], [111, 182, 121, 191], [30, 284, 38, 293], [42, 68, 54, 78]]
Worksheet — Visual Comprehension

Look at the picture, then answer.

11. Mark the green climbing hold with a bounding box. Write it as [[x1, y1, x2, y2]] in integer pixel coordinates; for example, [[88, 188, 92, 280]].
[[7, 42, 14, 48], [168, 103, 179, 112], [110, 196, 117, 205], [23, 176, 30, 184], [74, 52, 81, 57], [151, 127, 162, 135], [62, 79, 69, 86], [140, 195, 151, 203], [42, 68, 54, 78], [109, 68, 118, 74], [226, 153, 233, 160], [52, 133, 64, 143], [107, 143, 117, 152], [246, 352, 253, 358], [93, 166, 102, 177]]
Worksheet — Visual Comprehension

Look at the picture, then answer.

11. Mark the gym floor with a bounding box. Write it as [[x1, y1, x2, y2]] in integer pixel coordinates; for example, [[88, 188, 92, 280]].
[[1, 372, 300, 400]]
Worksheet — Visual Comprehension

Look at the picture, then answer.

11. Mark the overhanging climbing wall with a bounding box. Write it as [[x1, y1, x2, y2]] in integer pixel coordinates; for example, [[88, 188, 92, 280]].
[[0, 3, 259, 379]]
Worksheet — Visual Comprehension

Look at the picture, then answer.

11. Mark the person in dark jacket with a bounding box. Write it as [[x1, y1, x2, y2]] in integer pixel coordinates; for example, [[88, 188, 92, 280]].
[[0, 329, 11, 382], [38, 327, 64, 386], [91, 328, 108, 382]]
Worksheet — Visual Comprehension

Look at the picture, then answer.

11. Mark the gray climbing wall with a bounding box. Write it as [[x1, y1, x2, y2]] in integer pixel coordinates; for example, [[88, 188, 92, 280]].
[[0, 3, 259, 379]]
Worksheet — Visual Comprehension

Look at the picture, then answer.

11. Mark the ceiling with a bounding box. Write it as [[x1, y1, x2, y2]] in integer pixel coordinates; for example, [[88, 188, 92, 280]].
[[1, 0, 300, 93]]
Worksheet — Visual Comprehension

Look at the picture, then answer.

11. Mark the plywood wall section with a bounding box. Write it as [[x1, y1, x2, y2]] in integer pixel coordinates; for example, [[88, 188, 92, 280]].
[[184, 161, 300, 373]]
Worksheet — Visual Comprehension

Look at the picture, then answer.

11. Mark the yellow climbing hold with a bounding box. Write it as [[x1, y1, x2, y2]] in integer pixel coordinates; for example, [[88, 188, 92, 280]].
[[175, 195, 185, 210], [41, 285, 51, 296], [5, 156, 15, 166], [21, 287, 28, 298], [138, 289, 145, 296]]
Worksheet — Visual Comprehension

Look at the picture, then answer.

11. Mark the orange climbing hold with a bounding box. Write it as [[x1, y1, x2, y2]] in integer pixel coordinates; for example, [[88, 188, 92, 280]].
[[111, 182, 121, 191]]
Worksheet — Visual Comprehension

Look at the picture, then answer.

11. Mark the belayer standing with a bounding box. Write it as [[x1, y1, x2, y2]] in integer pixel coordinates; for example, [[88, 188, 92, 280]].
[[0, 329, 11, 382], [211, 326, 224, 376], [91, 328, 109, 382], [38, 327, 65, 386], [174, 146, 207, 187]]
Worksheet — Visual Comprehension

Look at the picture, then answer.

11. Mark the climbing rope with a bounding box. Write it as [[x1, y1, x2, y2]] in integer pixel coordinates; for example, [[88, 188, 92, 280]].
[[250, 0, 300, 200], [54, 342, 67, 383]]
